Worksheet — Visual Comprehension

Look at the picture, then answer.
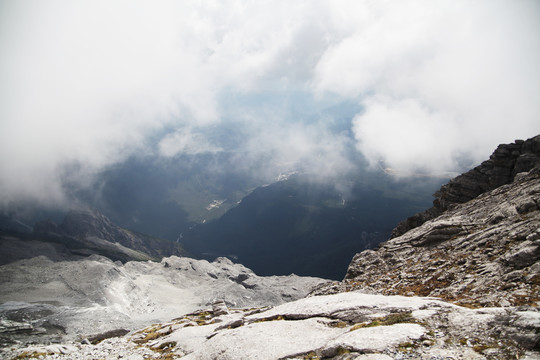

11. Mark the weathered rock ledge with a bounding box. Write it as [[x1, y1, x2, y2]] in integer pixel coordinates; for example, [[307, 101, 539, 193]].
[[3, 292, 539, 359]]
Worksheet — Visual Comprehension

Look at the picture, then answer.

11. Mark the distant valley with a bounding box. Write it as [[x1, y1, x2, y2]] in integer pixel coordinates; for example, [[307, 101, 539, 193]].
[[180, 172, 444, 279]]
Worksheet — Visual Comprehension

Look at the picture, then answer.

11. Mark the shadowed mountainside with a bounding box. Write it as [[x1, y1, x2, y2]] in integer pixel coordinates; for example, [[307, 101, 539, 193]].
[[181, 174, 443, 279], [1, 209, 187, 265], [2, 136, 540, 359]]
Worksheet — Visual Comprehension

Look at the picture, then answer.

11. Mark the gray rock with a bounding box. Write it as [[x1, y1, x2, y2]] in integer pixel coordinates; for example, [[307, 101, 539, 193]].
[[212, 300, 229, 316], [0, 255, 327, 345], [10, 292, 532, 360], [0, 319, 33, 333], [320, 140, 540, 309]]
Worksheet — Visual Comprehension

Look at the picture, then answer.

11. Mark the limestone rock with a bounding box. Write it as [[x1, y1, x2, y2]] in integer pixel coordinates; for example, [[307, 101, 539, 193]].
[[5, 292, 537, 360], [0, 255, 326, 345], [212, 300, 229, 316]]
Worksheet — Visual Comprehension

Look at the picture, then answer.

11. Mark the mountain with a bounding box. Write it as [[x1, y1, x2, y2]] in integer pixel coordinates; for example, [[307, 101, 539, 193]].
[[0, 214, 33, 234], [0, 209, 187, 265], [310, 135, 540, 309], [391, 134, 540, 238], [63, 101, 365, 243], [86, 153, 258, 241], [6, 290, 539, 360], [3, 135, 540, 359], [181, 173, 444, 280]]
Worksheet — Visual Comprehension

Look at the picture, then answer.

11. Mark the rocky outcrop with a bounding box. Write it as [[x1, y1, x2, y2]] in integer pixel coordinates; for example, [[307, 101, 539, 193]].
[[312, 138, 540, 309], [4, 292, 539, 359], [392, 135, 540, 238], [0, 255, 326, 346]]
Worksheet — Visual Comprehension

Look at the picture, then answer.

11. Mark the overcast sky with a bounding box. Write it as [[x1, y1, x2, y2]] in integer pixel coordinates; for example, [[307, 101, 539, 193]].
[[1, 0, 539, 206]]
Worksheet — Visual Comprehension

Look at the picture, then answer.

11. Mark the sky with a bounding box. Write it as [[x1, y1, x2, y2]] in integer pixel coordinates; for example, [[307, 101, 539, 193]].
[[1, 0, 539, 207]]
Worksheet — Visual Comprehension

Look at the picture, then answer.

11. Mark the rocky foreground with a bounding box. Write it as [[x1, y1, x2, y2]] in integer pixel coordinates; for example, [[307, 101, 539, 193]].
[[2, 292, 539, 359], [313, 165, 540, 309]]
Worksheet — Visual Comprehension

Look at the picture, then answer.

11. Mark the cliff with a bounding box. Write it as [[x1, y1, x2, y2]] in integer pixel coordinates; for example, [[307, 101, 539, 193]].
[[312, 135, 540, 310]]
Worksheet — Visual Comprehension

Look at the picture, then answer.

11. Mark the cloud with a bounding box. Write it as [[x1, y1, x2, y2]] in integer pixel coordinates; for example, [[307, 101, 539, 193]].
[[159, 128, 223, 157], [0, 0, 220, 206], [352, 97, 460, 175], [1, 0, 539, 207], [231, 115, 355, 181], [314, 0, 540, 172]]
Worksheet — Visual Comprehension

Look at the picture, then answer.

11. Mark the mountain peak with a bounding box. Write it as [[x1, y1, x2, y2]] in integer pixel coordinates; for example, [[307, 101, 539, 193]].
[[392, 134, 540, 238]]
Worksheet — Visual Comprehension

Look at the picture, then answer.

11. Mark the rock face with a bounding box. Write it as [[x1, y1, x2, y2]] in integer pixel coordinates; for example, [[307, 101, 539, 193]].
[[392, 135, 540, 238], [3, 136, 540, 360], [311, 135, 540, 309], [63, 209, 190, 259], [0, 255, 326, 346]]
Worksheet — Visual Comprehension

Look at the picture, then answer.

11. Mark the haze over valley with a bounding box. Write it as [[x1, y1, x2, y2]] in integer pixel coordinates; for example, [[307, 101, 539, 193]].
[[1, 1, 540, 359]]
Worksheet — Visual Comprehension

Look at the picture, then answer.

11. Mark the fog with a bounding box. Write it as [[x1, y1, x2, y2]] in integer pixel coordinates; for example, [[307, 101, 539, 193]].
[[1, 0, 539, 207]]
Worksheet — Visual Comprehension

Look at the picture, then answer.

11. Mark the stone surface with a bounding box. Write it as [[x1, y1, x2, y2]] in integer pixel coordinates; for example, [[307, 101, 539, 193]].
[[1, 209, 189, 266], [4, 292, 538, 359], [35, 208, 188, 262], [212, 299, 229, 316], [3, 136, 540, 359], [0, 255, 326, 346]]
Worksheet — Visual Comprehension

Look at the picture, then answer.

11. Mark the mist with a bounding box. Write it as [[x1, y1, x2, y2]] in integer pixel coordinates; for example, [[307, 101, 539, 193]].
[[1, 0, 539, 208]]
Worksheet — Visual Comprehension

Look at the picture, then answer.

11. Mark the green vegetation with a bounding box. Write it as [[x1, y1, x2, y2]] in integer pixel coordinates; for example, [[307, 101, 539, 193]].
[[133, 324, 173, 344], [349, 312, 414, 331], [398, 341, 418, 352], [12, 352, 53, 359], [302, 352, 321, 360], [253, 315, 286, 323]]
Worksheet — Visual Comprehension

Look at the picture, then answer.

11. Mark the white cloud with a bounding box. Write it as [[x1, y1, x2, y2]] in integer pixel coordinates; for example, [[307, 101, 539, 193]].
[[314, 0, 540, 172], [159, 128, 222, 157], [352, 97, 460, 175], [1, 0, 539, 206], [235, 118, 355, 181]]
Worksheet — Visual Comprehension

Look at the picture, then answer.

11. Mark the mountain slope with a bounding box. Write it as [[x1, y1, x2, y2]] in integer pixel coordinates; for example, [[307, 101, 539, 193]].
[[6, 290, 538, 359], [3, 136, 540, 360], [181, 173, 443, 279], [392, 134, 540, 238], [0, 255, 326, 346], [312, 135, 540, 308], [1, 209, 187, 265]]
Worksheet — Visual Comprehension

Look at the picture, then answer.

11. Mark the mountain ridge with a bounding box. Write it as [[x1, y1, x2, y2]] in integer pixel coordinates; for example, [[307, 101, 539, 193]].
[[392, 134, 540, 238], [1, 209, 187, 265], [181, 173, 442, 279], [311, 135, 540, 309]]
